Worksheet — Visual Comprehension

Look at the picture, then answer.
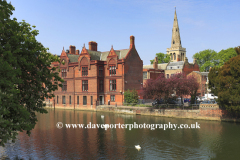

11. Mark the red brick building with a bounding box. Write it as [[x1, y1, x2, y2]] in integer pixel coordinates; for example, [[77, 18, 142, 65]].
[[187, 71, 209, 97], [50, 36, 143, 109]]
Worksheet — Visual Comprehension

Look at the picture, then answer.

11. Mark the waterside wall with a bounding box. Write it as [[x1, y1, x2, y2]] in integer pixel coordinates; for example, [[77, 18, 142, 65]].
[[45, 104, 239, 122]]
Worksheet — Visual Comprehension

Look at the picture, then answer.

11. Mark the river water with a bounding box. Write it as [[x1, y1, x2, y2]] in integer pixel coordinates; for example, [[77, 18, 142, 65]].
[[1, 108, 240, 159]]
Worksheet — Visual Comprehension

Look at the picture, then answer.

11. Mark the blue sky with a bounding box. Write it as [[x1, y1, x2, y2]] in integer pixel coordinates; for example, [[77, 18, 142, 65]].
[[8, 0, 240, 65]]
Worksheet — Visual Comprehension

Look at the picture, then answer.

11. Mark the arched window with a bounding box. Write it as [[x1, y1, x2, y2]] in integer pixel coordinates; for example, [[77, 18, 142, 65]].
[[173, 53, 176, 60], [170, 53, 173, 60]]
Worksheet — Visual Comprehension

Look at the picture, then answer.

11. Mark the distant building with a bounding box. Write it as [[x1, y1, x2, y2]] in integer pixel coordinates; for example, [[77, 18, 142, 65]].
[[165, 58, 199, 78], [49, 36, 143, 109], [143, 57, 165, 85], [187, 71, 209, 97]]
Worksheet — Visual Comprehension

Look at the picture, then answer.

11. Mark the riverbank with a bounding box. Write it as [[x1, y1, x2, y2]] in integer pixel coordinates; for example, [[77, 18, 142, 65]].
[[45, 104, 240, 123]]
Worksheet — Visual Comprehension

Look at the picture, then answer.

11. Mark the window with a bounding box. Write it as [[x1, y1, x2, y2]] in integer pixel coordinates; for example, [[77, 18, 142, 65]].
[[83, 96, 87, 105], [109, 65, 116, 76], [174, 53, 176, 60], [91, 96, 93, 105], [62, 96, 66, 104], [82, 67, 88, 76], [167, 74, 169, 79], [99, 80, 104, 91], [82, 80, 88, 91], [77, 96, 79, 105], [62, 69, 67, 77], [170, 67, 172, 69], [143, 72, 147, 79], [69, 96, 71, 104], [62, 81, 67, 91], [110, 80, 116, 91], [110, 95, 115, 102], [171, 74, 174, 77], [99, 66, 103, 77], [173, 40, 175, 44], [57, 96, 58, 104]]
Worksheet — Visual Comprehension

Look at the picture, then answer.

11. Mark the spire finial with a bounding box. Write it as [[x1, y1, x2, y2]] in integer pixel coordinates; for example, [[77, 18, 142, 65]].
[[63, 46, 64, 50], [83, 43, 85, 48], [175, 6, 176, 11]]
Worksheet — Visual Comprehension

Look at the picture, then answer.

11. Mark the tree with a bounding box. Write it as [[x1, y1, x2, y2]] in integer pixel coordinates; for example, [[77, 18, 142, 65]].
[[142, 73, 199, 104], [150, 52, 170, 64], [217, 48, 237, 67], [209, 46, 240, 116], [124, 89, 139, 104], [193, 49, 218, 72], [0, 0, 63, 146]]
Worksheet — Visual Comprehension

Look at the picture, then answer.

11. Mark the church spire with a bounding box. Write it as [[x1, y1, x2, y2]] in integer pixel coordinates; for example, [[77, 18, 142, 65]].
[[167, 8, 186, 62], [171, 8, 182, 48]]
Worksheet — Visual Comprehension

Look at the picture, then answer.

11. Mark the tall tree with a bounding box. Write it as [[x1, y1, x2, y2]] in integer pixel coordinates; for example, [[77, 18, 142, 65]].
[[209, 46, 240, 115], [193, 49, 218, 72], [217, 48, 237, 67], [150, 52, 170, 64], [0, 0, 63, 146]]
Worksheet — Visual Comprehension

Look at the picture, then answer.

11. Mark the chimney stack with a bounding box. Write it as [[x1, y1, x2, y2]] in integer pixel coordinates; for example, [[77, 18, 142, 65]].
[[153, 57, 158, 69], [130, 35, 135, 48], [76, 49, 79, 55], [89, 41, 98, 51], [69, 45, 76, 54]]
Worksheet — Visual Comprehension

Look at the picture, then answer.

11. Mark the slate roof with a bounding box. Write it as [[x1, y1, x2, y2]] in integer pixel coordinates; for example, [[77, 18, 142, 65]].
[[166, 61, 184, 70], [66, 49, 130, 63], [193, 71, 209, 76], [158, 63, 168, 70], [67, 54, 79, 63], [143, 63, 168, 70]]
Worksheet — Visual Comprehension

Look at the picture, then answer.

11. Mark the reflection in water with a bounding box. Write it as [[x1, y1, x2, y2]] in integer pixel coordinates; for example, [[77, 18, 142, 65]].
[[0, 109, 240, 159]]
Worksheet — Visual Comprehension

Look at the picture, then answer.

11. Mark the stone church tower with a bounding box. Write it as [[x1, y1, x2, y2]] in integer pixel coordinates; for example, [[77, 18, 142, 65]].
[[167, 8, 186, 62]]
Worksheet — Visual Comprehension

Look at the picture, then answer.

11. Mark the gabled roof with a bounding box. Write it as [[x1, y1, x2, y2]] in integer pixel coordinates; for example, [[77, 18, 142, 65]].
[[158, 63, 168, 70], [88, 49, 129, 61], [64, 48, 130, 63], [143, 63, 168, 70], [87, 50, 101, 60], [193, 71, 209, 76], [67, 54, 79, 62], [166, 61, 184, 70]]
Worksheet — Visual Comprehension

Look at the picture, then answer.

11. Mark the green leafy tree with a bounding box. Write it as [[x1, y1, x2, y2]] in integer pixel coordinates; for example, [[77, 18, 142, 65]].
[[209, 46, 240, 116], [193, 49, 218, 72], [124, 89, 139, 105], [217, 48, 237, 67], [0, 0, 63, 146], [150, 52, 170, 64]]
